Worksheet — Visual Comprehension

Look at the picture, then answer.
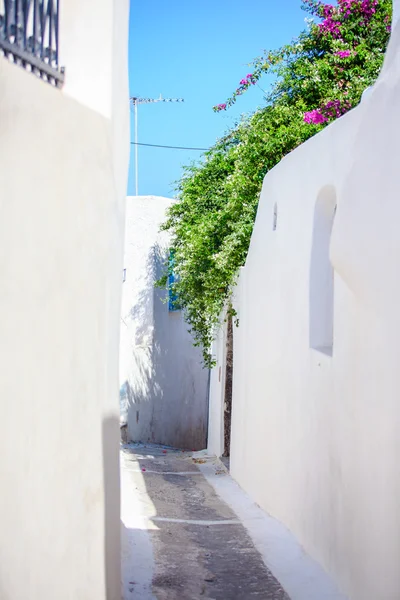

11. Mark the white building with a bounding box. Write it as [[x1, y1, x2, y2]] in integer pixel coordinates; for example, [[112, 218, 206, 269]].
[[208, 4, 400, 599], [0, 1, 129, 598], [120, 196, 209, 450]]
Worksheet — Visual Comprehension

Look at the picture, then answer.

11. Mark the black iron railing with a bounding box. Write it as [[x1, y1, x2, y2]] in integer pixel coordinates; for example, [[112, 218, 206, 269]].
[[0, 0, 64, 87]]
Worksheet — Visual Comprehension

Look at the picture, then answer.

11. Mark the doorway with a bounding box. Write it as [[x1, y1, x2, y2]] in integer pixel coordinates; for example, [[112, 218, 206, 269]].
[[222, 316, 233, 462]]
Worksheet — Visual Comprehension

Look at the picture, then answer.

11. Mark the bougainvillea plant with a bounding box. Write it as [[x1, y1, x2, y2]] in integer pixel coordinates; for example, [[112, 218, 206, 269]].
[[214, 0, 390, 122], [158, 0, 391, 367]]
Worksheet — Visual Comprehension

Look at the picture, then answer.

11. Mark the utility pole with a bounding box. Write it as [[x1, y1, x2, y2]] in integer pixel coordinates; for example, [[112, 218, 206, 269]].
[[130, 94, 184, 196]]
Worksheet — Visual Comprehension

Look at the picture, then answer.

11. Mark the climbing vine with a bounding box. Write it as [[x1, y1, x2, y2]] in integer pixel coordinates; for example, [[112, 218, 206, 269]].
[[158, 0, 391, 367]]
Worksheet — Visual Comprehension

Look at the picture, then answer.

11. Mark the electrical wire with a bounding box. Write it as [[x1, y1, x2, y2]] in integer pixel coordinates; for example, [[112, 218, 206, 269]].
[[130, 141, 208, 151]]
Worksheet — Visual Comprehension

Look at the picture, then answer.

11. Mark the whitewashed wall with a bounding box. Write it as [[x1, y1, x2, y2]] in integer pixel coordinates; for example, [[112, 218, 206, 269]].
[[207, 313, 229, 458], [209, 9, 400, 600], [0, 1, 130, 599], [120, 196, 209, 450]]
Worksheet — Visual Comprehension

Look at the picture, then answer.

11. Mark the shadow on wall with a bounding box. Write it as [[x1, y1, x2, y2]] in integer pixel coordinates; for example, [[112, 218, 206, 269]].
[[119, 243, 161, 426], [102, 416, 121, 600], [123, 243, 208, 450], [121, 244, 165, 434]]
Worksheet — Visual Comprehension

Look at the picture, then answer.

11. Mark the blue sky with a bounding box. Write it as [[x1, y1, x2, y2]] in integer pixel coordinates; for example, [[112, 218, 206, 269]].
[[128, 0, 309, 198]]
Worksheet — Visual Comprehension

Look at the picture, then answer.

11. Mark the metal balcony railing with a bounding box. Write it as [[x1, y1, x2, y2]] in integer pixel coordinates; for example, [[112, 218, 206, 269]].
[[0, 0, 64, 87]]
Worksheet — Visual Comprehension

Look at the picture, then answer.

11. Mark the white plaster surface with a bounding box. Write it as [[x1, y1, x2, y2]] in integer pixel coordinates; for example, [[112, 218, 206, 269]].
[[119, 196, 209, 450], [60, 1, 110, 117], [393, 0, 400, 24], [199, 459, 346, 600], [208, 10, 400, 600], [207, 314, 228, 458], [121, 452, 156, 600], [0, 1, 129, 598]]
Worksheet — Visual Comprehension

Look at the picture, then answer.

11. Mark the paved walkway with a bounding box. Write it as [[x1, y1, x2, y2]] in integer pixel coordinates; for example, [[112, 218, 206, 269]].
[[121, 444, 289, 600]]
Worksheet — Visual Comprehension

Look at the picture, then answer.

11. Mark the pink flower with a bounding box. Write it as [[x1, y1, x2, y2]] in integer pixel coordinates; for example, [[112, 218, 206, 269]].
[[335, 50, 351, 58], [304, 109, 328, 124], [322, 4, 335, 17], [337, 0, 378, 23], [304, 99, 352, 125], [318, 17, 342, 38]]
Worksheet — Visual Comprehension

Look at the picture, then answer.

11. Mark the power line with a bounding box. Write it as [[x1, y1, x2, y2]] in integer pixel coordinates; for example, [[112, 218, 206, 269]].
[[130, 141, 208, 151], [130, 94, 185, 194]]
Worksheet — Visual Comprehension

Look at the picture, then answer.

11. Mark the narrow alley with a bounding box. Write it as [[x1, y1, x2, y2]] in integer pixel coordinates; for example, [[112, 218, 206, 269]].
[[121, 445, 344, 600], [121, 444, 288, 599], [1, 0, 399, 598]]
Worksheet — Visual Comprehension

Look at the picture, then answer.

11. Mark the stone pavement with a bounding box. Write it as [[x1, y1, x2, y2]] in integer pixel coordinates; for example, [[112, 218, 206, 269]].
[[121, 444, 289, 600]]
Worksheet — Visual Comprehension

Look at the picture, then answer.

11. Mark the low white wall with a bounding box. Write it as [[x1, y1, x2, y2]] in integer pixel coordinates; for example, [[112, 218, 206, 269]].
[[0, 1, 129, 598], [120, 196, 209, 450], [209, 15, 400, 600], [207, 319, 228, 458]]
